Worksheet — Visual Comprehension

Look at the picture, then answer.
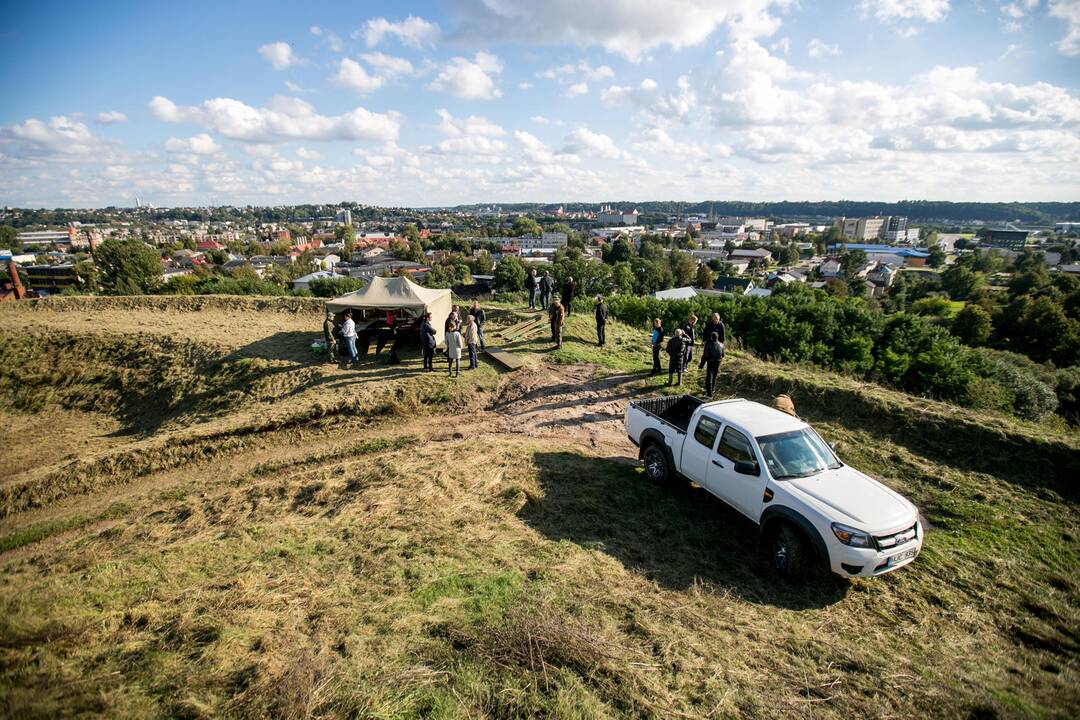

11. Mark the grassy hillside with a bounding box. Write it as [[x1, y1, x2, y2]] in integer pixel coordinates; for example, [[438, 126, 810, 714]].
[[0, 297, 1077, 719]]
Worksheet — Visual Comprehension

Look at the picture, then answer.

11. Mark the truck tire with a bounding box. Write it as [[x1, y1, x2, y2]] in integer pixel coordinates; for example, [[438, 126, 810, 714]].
[[642, 443, 670, 484], [771, 522, 813, 583]]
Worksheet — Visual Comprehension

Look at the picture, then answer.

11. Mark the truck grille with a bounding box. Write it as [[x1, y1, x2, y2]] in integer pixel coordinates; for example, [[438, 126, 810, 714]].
[[874, 523, 917, 550]]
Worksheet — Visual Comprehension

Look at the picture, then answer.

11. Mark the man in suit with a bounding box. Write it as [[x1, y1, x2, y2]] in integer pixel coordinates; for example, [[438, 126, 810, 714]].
[[594, 296, 609, 347], [420, 312, 437, 371]]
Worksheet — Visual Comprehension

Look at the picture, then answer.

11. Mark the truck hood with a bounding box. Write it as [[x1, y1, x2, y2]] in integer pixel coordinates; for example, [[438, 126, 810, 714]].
[[784, 466, 916, 532]]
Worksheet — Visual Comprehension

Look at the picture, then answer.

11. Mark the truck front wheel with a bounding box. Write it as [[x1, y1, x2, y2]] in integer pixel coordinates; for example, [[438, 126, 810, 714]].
[[642, 444, 670, 484], [771, 523, 813, 583]]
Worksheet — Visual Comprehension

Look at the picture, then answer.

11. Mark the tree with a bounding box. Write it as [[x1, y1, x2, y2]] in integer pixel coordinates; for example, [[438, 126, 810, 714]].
[[841, 249, 868, 281], [940, 265, 985, 300], [927, 244, 946, 268], [334, 223, 356, 257], [94, 238, 163, 295], [695, 263, 715, 290], [0, 226, 19, 252], [603, 237, 633, 264], [951, 305, 992, 346], [669, 249, 697, 287], [494, 255, 526, 291], [511, 216, 541, 237]]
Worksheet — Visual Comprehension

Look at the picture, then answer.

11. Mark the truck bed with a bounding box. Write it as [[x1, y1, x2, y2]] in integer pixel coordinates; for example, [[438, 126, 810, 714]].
[[628, 395, 704, 433]]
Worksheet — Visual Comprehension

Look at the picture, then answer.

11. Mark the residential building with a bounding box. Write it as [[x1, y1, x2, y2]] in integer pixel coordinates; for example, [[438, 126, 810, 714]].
[[827, 243, 930, 267], [292, 270, 338, 291], [335, 209, 353, 226], [517, 233, 567, 250], [839, 216, 887, 241], [728, 248, 773, 263], [17, 229, 75, 247], [713, 276, 755, 294], [882, 216, 909, 243]]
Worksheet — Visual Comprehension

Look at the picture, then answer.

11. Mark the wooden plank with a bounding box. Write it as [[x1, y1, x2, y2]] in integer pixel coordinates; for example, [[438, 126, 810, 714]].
[[484, 347, 526, 370]]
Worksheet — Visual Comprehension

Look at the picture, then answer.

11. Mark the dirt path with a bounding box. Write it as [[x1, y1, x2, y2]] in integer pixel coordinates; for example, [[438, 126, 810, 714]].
[[426, 362, 646, 460]]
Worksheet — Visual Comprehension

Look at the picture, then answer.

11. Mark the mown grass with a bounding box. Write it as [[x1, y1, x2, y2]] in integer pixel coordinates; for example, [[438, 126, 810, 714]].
[[1, 298, 1078, 718]]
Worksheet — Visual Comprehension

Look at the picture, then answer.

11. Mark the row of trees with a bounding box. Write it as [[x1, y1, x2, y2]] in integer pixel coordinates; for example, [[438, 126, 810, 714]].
[[605, 284, 1078, 424]]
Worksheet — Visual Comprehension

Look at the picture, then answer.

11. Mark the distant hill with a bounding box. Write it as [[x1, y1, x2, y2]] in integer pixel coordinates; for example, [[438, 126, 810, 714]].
[[448, 200, 1080, 225]]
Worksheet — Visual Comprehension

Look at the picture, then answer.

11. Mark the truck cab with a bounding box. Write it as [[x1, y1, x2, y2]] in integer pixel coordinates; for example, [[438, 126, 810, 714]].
[[625, 396, 923, 581]]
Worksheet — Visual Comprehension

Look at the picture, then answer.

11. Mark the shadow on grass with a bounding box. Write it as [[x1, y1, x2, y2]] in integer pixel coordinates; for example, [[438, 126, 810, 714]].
[[521, 451, 847, 609]]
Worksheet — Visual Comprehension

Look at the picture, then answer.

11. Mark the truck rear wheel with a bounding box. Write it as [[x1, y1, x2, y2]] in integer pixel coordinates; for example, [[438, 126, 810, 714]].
[[771, 523, 813, 583], [642, 444, 670, 484]]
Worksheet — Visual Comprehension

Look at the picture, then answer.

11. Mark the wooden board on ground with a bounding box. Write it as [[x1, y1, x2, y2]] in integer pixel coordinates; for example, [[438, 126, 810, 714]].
[[484, 347, 527, 371], [491, 315, 542, 338]]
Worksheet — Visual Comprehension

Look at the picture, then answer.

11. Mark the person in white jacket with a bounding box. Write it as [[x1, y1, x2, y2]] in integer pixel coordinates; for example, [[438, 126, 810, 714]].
[[444, 321, 462, 377], [340, 310, 358, 367]]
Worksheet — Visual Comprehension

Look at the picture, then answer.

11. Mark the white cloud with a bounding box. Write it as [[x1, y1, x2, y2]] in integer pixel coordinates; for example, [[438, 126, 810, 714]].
[[518, 81, 533, 90], [427, 52, 503, 99], [807, 39, 840, 57], [284, 80, 307, 93], [363, 15, 439, 48], [309, 26, 322, 36], [296, 146, 321, 160], [148, 95, 401, 143], [332, 58, 384, 94], [538, 61, 614, 82], [0, 115, 104, 157], [1049, 0, 1080, 56], [560, 127, 627, 160], [359, 51, 415, 77], [258, 41, 302, 70], [95, 111, 128, 125], [435, 108, 505, 138], [448, 0, 791, 61], [164, 133, 220, 155], [565, 82, 589, 97], [771, 37, 791, 54], [530, 115, 564, 126], [858, 0, 950, 23]]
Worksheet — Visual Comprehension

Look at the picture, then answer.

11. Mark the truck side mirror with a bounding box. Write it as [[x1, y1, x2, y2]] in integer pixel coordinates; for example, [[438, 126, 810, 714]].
[[734, 460, 759, 476]]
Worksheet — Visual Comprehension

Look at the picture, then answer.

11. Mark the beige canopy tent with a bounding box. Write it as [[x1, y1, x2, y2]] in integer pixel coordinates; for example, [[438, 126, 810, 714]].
[[325, 275, 453, 344]]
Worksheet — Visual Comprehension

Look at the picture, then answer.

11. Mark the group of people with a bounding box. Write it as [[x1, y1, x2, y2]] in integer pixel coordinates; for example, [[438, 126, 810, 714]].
[[420, 300, 487, 377], [525, 269, 580, 314], [322, 293, 729, 397], [650, 312, 727, 395]]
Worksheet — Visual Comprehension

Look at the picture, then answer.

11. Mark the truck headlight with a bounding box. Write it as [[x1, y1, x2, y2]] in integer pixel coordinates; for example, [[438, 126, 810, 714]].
[[831, 523, 873, 548]]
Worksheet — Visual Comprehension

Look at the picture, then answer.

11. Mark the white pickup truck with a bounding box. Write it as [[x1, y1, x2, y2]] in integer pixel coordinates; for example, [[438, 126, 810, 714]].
[[624, 395, 923, 581]]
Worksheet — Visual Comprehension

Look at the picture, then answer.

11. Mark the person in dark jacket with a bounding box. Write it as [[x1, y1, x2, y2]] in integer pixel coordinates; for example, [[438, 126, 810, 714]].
[[682, 314, 698, 372], [594, 296, 609, 347], [703, 312, 726, 345], [649, 318, 664, 375], [445, 305, 461, 333], [549, 299, 566, 348], [420, 312, 437, 371], [666, 329, 686, 386], [561, 275, 576, 315], [524, 269, 539, 309], [699, 331, 724, 396], [322, 311, 338, 363], [539, 271, 552, 309], [469, 301, 487, 350]]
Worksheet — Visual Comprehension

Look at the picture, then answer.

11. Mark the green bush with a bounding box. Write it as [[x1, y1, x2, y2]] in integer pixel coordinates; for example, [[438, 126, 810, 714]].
[[308, 276, 366, 297]]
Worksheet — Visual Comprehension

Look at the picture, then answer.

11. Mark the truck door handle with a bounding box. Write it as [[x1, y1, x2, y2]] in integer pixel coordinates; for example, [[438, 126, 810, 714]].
[[711, 459, 723, 468]]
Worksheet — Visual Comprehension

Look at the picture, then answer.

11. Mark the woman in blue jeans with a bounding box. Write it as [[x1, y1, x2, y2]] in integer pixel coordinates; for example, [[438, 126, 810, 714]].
[[341, 309, 359, 367]]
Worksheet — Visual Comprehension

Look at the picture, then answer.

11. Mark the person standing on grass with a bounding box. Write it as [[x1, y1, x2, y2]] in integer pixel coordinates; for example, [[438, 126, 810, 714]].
[[463, 314, 480, 370], [561, 275, 577, 315], [594, 296, 609, 347], [323, 311, 338, 363], [341, 309, 358, 367], [650, 318, 664, 376], [682, 314, 698, 373], [445, 321, 462, 377], [540, 271, 553, 309], [525, 268, 539, 310], [667, 328, 686, 386], [549, 298, 566, 348], [420, 311, 437, 371], [648, 319, 665, 377], [704, 312, 726, 345], [445, 305, 461, 333], [469, 301, 487, 350], [699, 331, 724, 396]]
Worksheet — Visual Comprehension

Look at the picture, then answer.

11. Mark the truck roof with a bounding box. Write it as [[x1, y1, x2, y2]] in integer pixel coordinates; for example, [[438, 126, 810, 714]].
[[702, 398, 808, 437]]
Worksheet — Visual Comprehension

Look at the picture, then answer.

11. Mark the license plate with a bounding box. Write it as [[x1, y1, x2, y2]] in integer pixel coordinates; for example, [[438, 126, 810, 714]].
[[890, 547, 917, 565]]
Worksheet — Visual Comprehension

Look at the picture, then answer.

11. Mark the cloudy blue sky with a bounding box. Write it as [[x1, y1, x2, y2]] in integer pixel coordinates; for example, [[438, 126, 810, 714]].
[[1, 0, 1079, 208]]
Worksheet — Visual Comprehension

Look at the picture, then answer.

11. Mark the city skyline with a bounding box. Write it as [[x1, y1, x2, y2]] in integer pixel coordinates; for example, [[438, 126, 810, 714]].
[[2, 0, 1080, 208]]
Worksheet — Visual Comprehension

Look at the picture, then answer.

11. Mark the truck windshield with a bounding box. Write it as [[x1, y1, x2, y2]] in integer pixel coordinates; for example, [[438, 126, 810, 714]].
[[756, 428, 842, 479]]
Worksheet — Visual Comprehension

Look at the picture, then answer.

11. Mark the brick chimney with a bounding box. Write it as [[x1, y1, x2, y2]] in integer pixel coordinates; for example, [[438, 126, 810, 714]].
[[8, 260, 25, 300]]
